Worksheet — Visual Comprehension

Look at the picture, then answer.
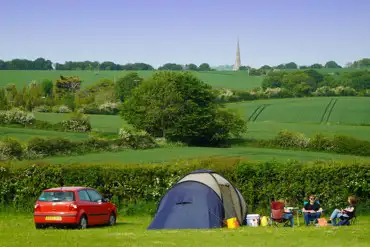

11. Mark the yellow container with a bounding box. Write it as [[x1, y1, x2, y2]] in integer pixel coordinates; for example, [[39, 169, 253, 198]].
[[226, 217, 240, 229]]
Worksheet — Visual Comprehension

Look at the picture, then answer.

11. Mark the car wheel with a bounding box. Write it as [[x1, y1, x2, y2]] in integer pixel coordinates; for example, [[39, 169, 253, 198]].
[[35, 223, 45, 229], [108, 213, 116, 226], [77, 215, 88, 230]]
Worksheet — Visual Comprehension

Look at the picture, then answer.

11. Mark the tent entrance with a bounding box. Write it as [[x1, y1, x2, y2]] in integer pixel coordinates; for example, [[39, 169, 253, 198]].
[[219, 184, 237, 220]]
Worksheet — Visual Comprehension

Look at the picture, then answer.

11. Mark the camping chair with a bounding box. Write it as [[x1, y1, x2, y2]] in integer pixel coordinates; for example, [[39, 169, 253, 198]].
[[302, 200, 324, 225], [269, 201, 291, 227], [338, 208, 357, 226]]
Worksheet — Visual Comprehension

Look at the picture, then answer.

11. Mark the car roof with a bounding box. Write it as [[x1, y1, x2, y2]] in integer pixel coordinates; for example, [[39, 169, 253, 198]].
[[43, 186, 92, 192]]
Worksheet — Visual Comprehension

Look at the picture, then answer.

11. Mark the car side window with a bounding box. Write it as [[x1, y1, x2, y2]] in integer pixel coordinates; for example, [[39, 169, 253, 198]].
[[86, 189, 103, 202], [78, 190, 91, 201]]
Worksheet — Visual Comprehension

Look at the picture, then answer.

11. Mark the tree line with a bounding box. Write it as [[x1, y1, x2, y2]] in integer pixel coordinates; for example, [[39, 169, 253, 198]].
[[0, 58, 212, 71], [1, 57, 368, 71]]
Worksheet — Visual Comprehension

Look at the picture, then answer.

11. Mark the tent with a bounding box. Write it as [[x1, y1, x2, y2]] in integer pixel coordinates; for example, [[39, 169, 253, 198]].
[[147, 169, 247, 229]]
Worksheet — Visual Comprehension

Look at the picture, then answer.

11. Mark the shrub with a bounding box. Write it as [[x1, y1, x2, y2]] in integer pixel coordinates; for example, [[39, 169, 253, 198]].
[[0, 138, 23, 161], [60, 113, 91, 132], [0, 109, 35, 125], [52, 105, 72, 113], [26, 137, 75, 157], [309, 133, 334, 151], [118, 127, 157, 149], [274, 130, 310, 149], [33, 105, 51, 113], [98, 102, 120, 114]]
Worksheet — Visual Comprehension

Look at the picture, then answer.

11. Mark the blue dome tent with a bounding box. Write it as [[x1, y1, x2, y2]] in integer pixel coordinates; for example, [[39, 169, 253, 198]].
[[147, 170, 247, 230]]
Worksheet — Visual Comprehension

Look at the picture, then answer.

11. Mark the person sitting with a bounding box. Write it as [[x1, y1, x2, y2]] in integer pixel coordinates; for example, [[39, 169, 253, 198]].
[[327, 196, 357, 226], [278, 199, 294, 227], [302, 194, 323, 226]]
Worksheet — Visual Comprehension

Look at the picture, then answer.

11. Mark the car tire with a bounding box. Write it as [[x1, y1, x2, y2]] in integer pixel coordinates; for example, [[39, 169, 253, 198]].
[[77, 215, 88, 230], [108, 213, 116, 226], [35, 223, 45, 229]]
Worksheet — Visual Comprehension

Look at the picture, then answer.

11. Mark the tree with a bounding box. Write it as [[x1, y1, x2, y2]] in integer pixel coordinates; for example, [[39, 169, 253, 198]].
[[185, 64, 198, 71], [158, 63, 183, 70], [115, 72, 143, 101], [285, 62, 298, 69], [198, 63, 211, 71], [41, 79, 53, 97], [310, 63, 323, 69], [325, 61, 342, 68], [0, 88, 8, 110], [54, 75, 82, 98], [121, 71, 246, 145]]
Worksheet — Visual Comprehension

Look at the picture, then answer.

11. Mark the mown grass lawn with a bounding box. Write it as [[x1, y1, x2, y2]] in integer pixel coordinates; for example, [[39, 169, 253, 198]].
[[0, 213, 369, 247], [26, 146, 370, 165]]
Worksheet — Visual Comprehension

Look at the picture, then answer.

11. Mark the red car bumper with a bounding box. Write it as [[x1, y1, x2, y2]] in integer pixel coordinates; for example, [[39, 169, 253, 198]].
[[34, 213, 79, 224]]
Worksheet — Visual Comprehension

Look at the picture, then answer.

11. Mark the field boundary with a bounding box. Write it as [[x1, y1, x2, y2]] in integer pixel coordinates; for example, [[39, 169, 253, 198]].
[[320, 98, 338, 124], [248, 104, 270, 122]]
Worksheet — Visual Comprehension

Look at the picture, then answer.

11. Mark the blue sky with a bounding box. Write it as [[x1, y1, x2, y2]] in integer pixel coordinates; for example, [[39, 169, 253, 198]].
[[1, 0, 369, 68]]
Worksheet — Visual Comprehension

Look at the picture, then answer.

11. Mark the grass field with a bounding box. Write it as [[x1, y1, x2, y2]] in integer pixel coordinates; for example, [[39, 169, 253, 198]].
[[229, 97, 370, 125], [0, 126, 88, 141], [21, 146, 368, 165], [0, 70, 263, 90], [1, 214, 369, 247]]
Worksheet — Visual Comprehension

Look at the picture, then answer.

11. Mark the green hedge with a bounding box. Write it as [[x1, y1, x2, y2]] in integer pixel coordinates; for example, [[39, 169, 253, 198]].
[[1, 158, 369, 215], [244, 130, 370, 157], [0, 135, 157, 161]]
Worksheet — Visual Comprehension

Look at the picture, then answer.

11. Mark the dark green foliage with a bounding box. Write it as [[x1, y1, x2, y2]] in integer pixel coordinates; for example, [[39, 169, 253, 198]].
[[121, 71, 246, 146], [1, 159, 369, 214], [40, 79, 53, 97], [0, 88, 8, 110], [115, 72, 143, 101]]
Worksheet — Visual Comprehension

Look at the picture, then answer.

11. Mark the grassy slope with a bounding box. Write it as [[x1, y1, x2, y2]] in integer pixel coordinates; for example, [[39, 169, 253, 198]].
[[29, 146, 370, 165], [0, 70, 263, 90], [1, 214, 369, 247], [0, 126, 88, 141], [228, 97, 370, 140]]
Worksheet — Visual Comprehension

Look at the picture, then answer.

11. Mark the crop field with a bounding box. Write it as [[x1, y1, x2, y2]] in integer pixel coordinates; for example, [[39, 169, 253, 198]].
[[230, 96, 370, 124], [0, 70, 263, 90], [1, 214, 369, 247]]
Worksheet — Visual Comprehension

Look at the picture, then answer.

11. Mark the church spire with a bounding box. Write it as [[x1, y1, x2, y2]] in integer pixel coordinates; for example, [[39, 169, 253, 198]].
[[233, 38, 241, 71]]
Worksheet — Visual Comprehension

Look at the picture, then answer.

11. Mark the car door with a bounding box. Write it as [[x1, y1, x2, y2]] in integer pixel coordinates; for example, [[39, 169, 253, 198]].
[[77, 189, 98, 225], [86, 189, 110, 224]]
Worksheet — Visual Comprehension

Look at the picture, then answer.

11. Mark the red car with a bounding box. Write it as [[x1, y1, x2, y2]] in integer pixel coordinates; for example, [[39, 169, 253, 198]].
[[33, 186, 117, 229]]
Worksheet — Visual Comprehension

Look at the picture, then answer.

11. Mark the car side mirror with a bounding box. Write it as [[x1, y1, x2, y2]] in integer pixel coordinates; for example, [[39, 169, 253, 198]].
[[102, 198, 109, 203]]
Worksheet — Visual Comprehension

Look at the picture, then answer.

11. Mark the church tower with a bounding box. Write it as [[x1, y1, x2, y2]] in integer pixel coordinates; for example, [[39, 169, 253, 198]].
[[233, 38, 241, 71]]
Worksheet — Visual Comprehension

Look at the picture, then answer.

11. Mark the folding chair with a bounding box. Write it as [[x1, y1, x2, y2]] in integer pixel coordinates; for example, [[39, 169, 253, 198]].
[[269, 201, 291, 227], [338, 209, 357, 226]]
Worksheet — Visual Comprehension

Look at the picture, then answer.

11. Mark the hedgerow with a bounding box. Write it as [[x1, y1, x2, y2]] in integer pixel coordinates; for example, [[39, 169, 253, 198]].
[[0, 159, 369, 214]]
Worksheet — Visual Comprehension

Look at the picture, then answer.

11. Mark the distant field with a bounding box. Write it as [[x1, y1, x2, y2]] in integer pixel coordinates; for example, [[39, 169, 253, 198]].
[[34, 112, 127, 133], [229, 97, 370, 125], [0, 126, 88, 141], [0, 70, 263, 90]]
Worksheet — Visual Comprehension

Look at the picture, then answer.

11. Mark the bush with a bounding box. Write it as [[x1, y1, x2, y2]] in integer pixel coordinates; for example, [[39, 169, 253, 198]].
[[60, 113, 91, 132], [309, 133, 334, 151], [33, 105, 51, 113], [274, 130, 310, 149], [0, 138, 23, 161], [0, 109, 35, 125], [118, 127, 157, 149], [26, 137, 75, 157], [0, 159, 369, 214], [52, 105, 72, 113]]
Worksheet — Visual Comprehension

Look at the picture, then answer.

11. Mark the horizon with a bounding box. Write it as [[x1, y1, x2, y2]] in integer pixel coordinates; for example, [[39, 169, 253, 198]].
[[1, 0, 369, 68]]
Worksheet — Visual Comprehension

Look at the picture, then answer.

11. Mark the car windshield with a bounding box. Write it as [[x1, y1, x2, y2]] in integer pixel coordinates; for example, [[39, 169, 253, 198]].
[[38, 191, 75, 202]]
